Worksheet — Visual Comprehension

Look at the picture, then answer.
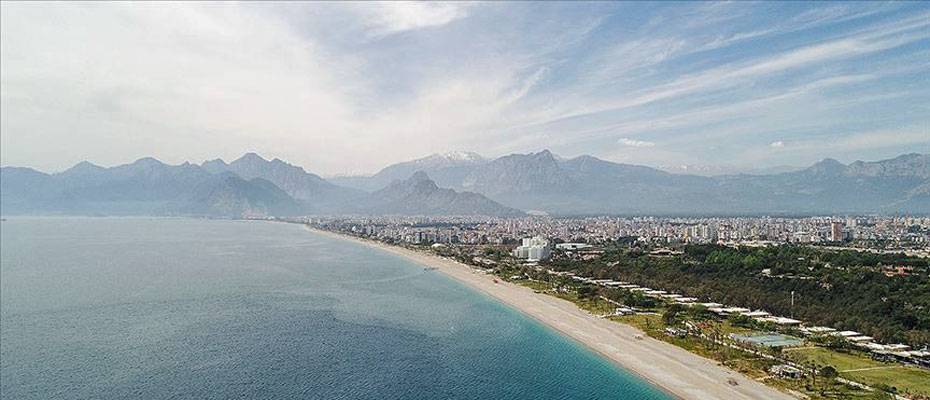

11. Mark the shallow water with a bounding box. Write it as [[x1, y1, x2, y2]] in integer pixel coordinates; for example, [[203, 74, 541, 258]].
[[0, 217, 671, 399]]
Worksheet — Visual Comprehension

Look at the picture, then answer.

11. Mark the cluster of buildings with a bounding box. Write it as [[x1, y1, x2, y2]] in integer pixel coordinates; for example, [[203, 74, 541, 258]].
[[305, 215, 930, 256]]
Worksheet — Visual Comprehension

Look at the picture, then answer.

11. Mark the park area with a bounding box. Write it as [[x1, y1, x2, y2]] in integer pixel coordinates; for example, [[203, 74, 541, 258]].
[[784, 347, 930, 397]]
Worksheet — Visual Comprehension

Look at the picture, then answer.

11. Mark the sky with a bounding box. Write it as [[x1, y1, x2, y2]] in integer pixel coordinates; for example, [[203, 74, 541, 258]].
[[1, 2, 928, 176]]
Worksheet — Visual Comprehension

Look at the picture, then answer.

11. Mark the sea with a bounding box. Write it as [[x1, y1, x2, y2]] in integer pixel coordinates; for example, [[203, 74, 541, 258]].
[[0, 217, 671, 400]]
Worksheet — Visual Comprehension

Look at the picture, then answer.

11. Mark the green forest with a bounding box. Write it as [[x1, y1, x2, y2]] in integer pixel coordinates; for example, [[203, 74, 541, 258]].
[[545, 244, 930, 346]]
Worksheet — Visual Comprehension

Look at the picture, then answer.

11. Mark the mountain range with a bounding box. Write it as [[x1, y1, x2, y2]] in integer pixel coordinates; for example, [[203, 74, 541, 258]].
[[335, 151, 930, 215], [2, 151, 928, 217], [0, 158, 301, 217], [202, 153, 362, 213], [0, 153, 518, 217]]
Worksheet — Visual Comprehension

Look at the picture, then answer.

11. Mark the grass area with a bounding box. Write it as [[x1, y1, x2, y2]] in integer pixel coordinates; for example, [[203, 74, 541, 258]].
[[847, 366, 930, 397], [513, 279, 551, 292], [785, 347, 930, 397], [511, 279, 616, 314], [784, 347, 882, 371], [610, 313, 662, 332], [549, 291, 615, 314], [573, 296, 616, 314]]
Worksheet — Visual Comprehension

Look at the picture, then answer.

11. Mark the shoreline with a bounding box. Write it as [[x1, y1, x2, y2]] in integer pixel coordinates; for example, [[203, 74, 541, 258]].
[[306, 227, 795, 400]]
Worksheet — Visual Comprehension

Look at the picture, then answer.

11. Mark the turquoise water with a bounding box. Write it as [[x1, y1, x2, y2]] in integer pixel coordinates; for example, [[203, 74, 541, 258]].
[[0, 217, 671, 399]]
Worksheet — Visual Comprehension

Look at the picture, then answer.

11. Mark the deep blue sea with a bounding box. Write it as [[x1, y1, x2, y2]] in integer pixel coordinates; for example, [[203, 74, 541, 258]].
[[0, 217, 671, 399]]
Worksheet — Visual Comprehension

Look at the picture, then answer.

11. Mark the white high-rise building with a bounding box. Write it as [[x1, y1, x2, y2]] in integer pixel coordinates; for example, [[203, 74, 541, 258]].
[[513, 236, 551, 261]]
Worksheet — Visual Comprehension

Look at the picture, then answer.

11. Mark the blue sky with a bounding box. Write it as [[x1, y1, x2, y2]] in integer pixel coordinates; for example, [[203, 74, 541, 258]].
[[1, 2, 928, 175]]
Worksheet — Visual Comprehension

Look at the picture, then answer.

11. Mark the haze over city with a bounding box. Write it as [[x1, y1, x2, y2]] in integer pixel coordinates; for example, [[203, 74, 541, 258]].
[[2, 2, 928, 176]]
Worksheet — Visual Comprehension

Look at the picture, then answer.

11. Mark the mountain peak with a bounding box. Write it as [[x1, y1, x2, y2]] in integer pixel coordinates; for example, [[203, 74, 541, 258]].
[[845, 152, 930, 179], [529, 149, 560, 163], [566, 154, 600, 164], [131, 157, 166, 168], [368, 170, 523, 216], [416, 151, 486, 165], [434, 151, 485, 162], [404, 171, 439, 192], [234, 152, 269, 164], [805, 158, 846, 175], [814, 158, 844, 167], [73, 160, 101, 168], [892, 153, 923, 160], [61, 160, 105, 175]]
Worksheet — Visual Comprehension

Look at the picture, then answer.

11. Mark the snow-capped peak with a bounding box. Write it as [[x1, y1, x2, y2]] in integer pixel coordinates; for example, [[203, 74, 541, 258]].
[[435, 151, 485, 162]]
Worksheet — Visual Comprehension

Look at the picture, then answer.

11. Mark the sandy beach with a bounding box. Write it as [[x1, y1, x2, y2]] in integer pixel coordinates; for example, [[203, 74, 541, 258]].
[[309, 228, 795, 400]]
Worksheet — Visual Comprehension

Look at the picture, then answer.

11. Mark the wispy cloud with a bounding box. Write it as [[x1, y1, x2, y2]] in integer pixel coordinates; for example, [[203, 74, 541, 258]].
[[358, 2, 472, 38], [618, 138, 656, 148], [1, 2, 927, 174], [551, 12, 930, 124]]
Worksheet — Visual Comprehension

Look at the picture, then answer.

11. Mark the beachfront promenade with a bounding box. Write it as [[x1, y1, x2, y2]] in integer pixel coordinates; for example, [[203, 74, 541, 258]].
[[311, 228, 795, 400]]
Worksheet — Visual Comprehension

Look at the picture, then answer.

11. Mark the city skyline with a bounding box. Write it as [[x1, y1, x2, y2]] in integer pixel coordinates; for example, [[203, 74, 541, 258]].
[[2, 2, 929, 175]]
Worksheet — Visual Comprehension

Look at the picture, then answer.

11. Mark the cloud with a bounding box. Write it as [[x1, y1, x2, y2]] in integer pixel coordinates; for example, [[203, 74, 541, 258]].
[[1, 2, 357, 172], [618, 138, 656, 148], [770, 141, 785, 148], [1, 2, 927, 174], [359, 2, 472, 38], [529, 10, 930, 128]]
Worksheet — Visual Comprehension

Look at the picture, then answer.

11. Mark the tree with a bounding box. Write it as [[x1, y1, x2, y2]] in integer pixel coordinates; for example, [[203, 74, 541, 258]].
[[576, 285, 596, 299], [729, 314, 754, 329], [686, 304, 716, 321], [553, 276, 572, 292], [819, 366, 837, 380], [663, 303, 685, 325], [765, 345, 782, 358], [707, 321, 724, 347], [813, 334, 850, 351], [802, 361, 820, 386]]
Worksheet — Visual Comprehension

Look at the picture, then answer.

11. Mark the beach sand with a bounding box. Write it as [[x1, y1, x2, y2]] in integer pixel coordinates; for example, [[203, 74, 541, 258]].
[[310, 228, 795, 400]]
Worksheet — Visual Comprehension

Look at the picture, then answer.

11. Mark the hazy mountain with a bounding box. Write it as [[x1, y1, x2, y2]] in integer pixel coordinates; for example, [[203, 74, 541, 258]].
[[844, 153, 930, 179], [334, 150, 930, 215], [1, 158, 301, 217], [354, 171, 523, 216], [4, 152, 927, 217], [202, 153, 362, 212], [330, 151, 487, 191], [712, 153, 930, 214], [461, 150, 572, 196], [452, 150, 724, 214]]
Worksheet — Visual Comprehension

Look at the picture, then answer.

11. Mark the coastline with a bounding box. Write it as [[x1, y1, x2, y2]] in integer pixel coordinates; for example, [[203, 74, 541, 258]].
[[306, 227, 795, 400]]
